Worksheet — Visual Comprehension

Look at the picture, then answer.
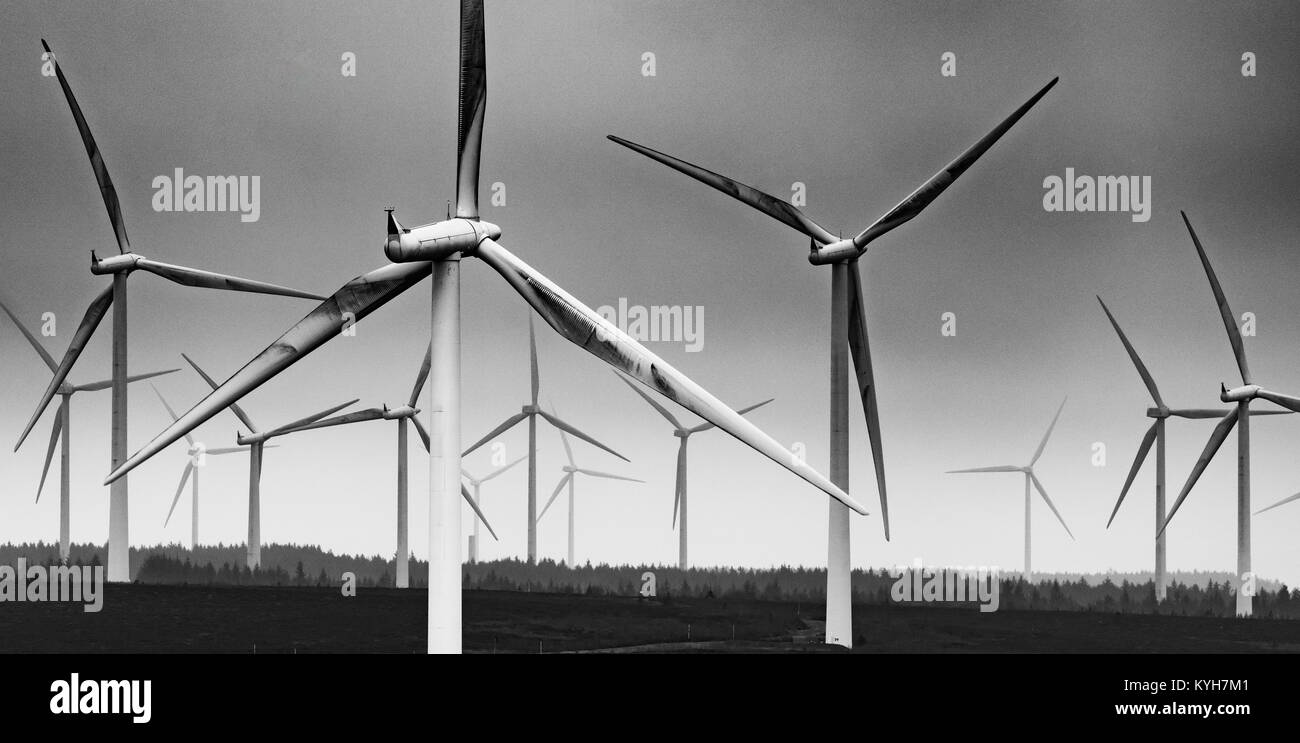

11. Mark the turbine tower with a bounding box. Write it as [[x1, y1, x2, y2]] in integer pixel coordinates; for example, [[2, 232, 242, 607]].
[[614, 371, 771, 569], [607, 76, 1056, 647], [538, 422, 643, 567], [1161, 212, 1300, 617], [34, 41, 323, 581], [948, 398, 1074, 582], [0, 298, 176, 561], [462, 316, 625, 563], [152, 384, 253, 550], [1095, 296, 1283, 601], [104, 0, 862, 655], [461, 453, 527, 562]]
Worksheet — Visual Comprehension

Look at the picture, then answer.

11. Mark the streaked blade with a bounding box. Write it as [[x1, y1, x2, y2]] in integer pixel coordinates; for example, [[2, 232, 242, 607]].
[[408, 342, 432, 408], [463, 484, 498, 540], [164, 462, 194, 527], [539, 411, 627, 463], [264, 399, 361, 438], [615, 370, 682, 430], [0, 298, 58, 372], [35, 408, 63, 503], [204, 446, 248, 455], [1255, 389, 1300, 414], [455, 0, 487, 218], [1256, 491, 1300, 516], [16, 285, 112, 451], [1106, 421, 1157, 528], [557, 426, 575, 467], [1096, 296, 1163, 407], [1029, 397, 1067, 466], [947, 465, 1021, 473], [412, 415, 431, 452], [75, 368, 179, 392], [606, 135, 837, 244], [150, 383, 195, 447], [183, 353, 258, 433], [529, 315, 540, 404], [1160, 409, 1238, 537], [461, 412, 528, 457], [688, 398, 772, 433], [1029, 472, 1074, 540], [576, 468, 644, 483], [476, 237, 863, 513], [41, 40, 130, 253], [103, 261, 433, 484], [851, 77, 1058, 252], [481, 453, 528, 482], [1183, 211, 1250, 385], [278, 408, 385, 436], [1168, 408, 1239, 419], [673, 439, 687, 528], [847, 259, 889, 539], [135, 258, 323, 301], [538, 473, 573, 522]]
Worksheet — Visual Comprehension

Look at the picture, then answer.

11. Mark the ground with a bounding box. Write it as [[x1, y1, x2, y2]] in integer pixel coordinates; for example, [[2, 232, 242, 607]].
[[1, 585, 1298, 653]]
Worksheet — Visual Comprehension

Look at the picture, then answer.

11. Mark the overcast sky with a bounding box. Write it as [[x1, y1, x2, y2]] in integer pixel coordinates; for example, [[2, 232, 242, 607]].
[[3, 0, 1300, 584]]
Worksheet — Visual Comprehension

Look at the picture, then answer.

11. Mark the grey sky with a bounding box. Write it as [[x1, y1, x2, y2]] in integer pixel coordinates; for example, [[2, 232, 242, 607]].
[[2, 1, 1300, 583]]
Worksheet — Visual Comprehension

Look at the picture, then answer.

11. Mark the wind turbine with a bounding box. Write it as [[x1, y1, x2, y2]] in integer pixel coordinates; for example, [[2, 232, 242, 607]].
[[538, 422, 644, 567], [268, 344, 501, 588], [948, 398, 1074, 582], [1160, 212, 1300, 617], [150, 384, 257, 550], [607, 76, 1057, 647], [0, 298, 176, 561], [1097, 295, 1286, 601], [461, 453, 527, 562], [614, 370, 771, 570], [462, 316, 626, 563], [182, 353, 355, 570], [104, 0, 862, 654], [33, 40, 324, 582]]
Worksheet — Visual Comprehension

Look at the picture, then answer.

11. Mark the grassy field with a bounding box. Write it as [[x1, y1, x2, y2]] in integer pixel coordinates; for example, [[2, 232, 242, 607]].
[[1, 584, 1298, 653]]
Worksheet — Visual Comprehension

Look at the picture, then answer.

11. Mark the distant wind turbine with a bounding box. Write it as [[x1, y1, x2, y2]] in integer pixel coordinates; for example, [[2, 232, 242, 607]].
[[462, 453, 527, 562], [538, 421, 643, 567], [948, 398, 1074, 582]]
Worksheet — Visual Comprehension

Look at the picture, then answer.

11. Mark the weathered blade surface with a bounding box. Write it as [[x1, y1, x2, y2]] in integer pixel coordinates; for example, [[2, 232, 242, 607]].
[[455, 0, 487, 218], [135, 258, 324, 301], [616, 370, 682, 430]]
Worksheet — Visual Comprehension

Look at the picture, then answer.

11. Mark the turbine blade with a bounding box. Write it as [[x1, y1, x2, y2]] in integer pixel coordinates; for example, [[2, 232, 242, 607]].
[[1160, 408, 1238, 537], [164, 462, 194, 527], [204, 446, 248, 455], [1256, 491, 1300, 516], [150, 383, 195, 447], [614, 370, 682, 430], [75, 368, 179, 392], [557, 426, 575, 467], [576, 468, 644, 483], [103, 261, 433, 484], [276, 408, 385, 437], [476, 238, 863, 513], [673, 439, 686, 528], [0, 298, 58, 372], [539, 411, 627, 462], [847, 259, 889, 539], [605, 135, 837, 244], [135, 258, 323, 301], [182, 353, 259, 433], [1096, 296, 1163, 407], [688, 398, 772, 433], [1029, 471, 1074, 540], [41, 40, 130, 253], [461, 412, 528, 457], [851, 77, 1058, 252], [412, 415, 431, 453], [455, 0, 487, 218], [35, 407, 63, 503], [1168, 408, 1240, 419], [1106, 421, 1157, 528], [529, 315, 540, 405], [408, 342, 432, 408], [1029, 397, 1067, 466], [16, 285, 112, 451], [538, 473, 572, 522], [463, 483, 498, 540], [947, 465, 1020, 473], [481, 453, 529, 482], [1183, 211, 1250, 385], [1255, 389, 1300, 414], [265, 399, 361, 438]]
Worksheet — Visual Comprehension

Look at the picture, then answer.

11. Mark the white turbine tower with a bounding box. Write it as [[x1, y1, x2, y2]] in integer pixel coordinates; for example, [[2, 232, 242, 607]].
[[614, 371, 771, 570], [104, 0, 862, 654], [608, 76, 1057, 647], [1161, 212, 1300, 617], [948, 398, 1074, 582], [538, 423, 643, 567], [0, 298, 176, 561], [462, 316, 625, 563], [33, 40, 323, 582], [462, 453, 527, 562]]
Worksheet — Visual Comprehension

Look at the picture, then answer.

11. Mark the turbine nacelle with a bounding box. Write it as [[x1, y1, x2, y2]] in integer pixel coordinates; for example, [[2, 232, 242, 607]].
[[384, 211, 502, 263], [382, 404, 419, 420], [807, 238, 859, 266], [1145, 406, 1170, 419], [1220, 383, 1260, 403], [90, 251, 139, 275]]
